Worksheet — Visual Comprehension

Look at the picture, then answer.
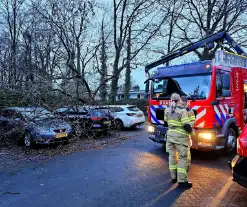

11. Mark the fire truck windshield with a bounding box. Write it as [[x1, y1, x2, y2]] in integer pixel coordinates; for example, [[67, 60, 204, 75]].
[[152, 74, 211, 100]]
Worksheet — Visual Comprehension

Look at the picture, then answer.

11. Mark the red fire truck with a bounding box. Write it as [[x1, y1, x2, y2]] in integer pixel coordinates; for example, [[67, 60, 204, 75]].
[[144, 31, 247, 154], [231, 124, 247, 188]]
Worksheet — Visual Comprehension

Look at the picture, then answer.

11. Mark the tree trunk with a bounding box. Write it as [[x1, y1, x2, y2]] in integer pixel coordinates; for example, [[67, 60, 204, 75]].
[[12, 0, 17, 88], [76, 40, 81, 76], [201, 49, 211, 60], [110, 55, 120, 103], [124, 26, 131, 100], [76, 40, 81, 99], [99, 21, 108, 102]]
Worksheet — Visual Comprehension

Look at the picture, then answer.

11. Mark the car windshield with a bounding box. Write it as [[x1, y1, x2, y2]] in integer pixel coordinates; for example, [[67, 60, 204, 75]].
[[152, 75, 211, 100], [20, 108, 54, 120]]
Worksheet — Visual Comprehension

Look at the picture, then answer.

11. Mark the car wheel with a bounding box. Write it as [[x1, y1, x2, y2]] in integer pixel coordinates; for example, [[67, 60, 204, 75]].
[[225, 128, 237, 155], [115, 119, 124, 130], [24, 133, 32, 147]]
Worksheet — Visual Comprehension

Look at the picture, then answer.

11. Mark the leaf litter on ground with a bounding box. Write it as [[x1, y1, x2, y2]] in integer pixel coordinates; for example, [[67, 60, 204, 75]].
[[0, 129, 142, 173]]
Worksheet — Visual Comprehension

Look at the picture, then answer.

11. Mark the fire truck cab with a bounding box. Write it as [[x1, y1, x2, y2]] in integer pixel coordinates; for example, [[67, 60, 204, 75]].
[[145, 31, 247, 154]]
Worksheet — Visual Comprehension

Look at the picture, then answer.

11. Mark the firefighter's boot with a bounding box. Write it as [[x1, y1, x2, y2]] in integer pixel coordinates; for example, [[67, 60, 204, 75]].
[[177, 181, 193, 189], [171, 178, 177, 184]]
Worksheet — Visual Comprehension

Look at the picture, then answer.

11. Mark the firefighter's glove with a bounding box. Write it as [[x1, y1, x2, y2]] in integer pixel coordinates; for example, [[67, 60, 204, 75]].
[[184, 124, 193, 133]]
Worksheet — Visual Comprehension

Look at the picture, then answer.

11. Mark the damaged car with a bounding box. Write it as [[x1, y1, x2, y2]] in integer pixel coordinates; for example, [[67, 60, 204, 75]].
[[0, 107, 72, 147]]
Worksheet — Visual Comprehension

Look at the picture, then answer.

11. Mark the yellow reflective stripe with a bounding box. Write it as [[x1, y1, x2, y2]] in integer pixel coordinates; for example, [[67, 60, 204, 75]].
[[169, 164, 177, 170], [181, 117, 189, 121], [167, 121, 183, 127], [168, 121, 182, 127], [176, 128, 189, 136], [168, 120, 182, 124], [168, 119, 181, 124], [169, 124, 183, 127], [189, 117, 196, 121], [175, 128, 187, 132], [169, 129, 189, 136], [164, 116, 167, 121], [177, 168, 187, 174], [181, 117, 190, 124], [181, 120, 190, 124]]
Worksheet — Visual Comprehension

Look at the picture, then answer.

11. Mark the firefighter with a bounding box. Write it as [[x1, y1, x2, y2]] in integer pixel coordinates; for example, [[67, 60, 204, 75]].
[[164, 93, 193, 189], [181, 96, 196, 171]]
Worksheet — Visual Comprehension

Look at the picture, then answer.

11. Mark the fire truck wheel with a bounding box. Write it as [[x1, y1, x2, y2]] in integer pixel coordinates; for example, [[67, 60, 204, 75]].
[[225, 128, 237, 155]]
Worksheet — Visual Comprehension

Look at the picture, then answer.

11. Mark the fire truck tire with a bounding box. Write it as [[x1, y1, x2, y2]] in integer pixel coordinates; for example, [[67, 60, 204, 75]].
[[225, 128, 237, 155]]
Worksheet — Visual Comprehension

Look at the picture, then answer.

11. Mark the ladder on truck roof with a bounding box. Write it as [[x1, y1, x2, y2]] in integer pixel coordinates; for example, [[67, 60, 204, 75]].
[[145, 31, 247, 72]]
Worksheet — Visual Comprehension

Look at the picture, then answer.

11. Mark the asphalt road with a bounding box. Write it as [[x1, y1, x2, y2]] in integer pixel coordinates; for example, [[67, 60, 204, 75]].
[[0, 127, 247, 207]]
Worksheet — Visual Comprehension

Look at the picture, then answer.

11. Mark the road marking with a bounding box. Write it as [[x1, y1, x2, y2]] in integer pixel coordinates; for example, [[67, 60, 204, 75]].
[[207, 177, 233, 207]]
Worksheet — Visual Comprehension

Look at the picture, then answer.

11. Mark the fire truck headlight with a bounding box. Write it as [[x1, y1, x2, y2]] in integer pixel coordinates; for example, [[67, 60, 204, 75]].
[[148, 125, 155, 133], [198, 132, 213, 140]]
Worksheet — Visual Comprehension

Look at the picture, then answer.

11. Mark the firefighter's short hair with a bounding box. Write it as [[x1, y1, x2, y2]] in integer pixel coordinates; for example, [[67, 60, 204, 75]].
[[170, 93, 181, 101]]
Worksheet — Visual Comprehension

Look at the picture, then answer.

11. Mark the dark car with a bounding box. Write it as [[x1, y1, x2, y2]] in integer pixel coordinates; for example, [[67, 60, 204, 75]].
[[84, 106, 115, 129], [55, 106, 115, 132], [0, 107, 72, 147]]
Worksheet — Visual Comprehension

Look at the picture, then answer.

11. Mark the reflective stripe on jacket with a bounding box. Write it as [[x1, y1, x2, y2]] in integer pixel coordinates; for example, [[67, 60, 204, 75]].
[[188, 110, 196, 126]]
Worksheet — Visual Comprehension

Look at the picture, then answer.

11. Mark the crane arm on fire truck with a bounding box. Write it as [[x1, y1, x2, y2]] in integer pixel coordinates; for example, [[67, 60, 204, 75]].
[[145, 31, 247, 72]]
